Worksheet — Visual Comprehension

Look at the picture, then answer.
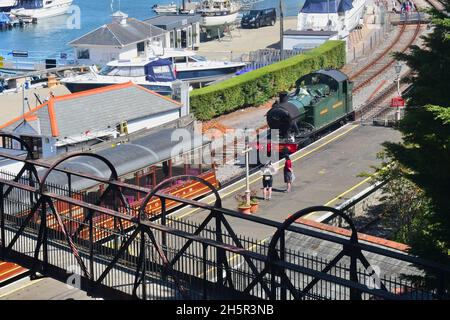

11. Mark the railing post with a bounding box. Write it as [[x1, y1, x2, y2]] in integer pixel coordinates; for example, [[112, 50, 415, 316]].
[[202, 243, 208, 300], [0, 182, 5, 256], [89, 213, 94, 283], [42, 199, 48, 270], [141, 230, 147, 300], [280, 232, 286, 300], [215, 210, 224, 287]]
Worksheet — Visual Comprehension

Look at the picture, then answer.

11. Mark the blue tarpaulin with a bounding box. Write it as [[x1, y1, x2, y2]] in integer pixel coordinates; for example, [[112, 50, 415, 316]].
[[300, 0, 354, 13], [0, 12, 11, 24]]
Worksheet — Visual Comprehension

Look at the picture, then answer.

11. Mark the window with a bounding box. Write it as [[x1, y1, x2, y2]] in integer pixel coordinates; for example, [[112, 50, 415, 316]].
[[173, 57, 187, 64], [129, 67, 145, 77], [99, 66, 118, 76], [137, 41, 145, 54], [77, 49, 90, 60], [20, 136, 43, 159], [152, 65, 174, 80], [170, 31, 175, 48]]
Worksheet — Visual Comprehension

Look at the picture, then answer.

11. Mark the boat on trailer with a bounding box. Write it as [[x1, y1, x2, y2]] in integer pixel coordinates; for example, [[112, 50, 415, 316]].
[[297, 0, 366, 38]]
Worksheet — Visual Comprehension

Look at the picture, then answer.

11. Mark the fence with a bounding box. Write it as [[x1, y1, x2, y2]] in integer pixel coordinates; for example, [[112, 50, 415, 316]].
[[0, 165, 446, 300], [347, 4, 393, 63], [0, 49, 76, 72]]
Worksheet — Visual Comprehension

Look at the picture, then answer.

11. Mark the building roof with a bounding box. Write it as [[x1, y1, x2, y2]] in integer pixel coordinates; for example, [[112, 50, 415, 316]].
[[69, 17, 166, 47], [144, 14, 201, 31], [0, 82, 181, 138]]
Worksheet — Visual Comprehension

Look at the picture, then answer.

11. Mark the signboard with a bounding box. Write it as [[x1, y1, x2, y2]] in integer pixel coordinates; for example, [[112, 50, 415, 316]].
[[0, 56, 3, 68], [390, 97, 405, 108]]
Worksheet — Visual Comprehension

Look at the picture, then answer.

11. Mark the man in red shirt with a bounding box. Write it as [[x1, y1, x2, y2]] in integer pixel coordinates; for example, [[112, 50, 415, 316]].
[[283, 154, 294, 192]]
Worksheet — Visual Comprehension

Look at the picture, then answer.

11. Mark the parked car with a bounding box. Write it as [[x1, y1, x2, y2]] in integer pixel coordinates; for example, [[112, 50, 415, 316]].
[[241, 8, 277, 29]]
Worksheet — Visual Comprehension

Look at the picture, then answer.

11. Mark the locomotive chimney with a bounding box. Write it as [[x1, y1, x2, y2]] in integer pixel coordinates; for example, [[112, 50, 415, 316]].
[[279, 91, 289, 103]]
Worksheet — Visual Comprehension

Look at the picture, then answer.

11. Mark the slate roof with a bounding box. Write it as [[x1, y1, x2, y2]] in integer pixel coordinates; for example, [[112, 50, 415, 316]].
[[69, 18, 166, 47], [0, 82, 181, 138], [144, 14, 201, 31]]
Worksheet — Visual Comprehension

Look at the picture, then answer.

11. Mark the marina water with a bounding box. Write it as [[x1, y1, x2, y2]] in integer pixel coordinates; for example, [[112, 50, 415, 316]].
[[0, 0, 305, 55]]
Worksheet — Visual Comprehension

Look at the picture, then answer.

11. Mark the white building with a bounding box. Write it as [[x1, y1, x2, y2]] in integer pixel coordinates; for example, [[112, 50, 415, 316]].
[[144, 14, 201, 51], [69, 11, 167, 66]]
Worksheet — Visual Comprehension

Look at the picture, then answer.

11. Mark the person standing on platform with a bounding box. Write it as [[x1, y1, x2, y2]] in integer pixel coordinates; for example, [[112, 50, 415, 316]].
[[261, 161, 277, 200], [283, 154, 294, 193]]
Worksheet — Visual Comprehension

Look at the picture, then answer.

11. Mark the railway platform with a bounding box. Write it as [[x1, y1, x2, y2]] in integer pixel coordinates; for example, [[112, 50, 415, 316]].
[[169, 123, 402, 240]]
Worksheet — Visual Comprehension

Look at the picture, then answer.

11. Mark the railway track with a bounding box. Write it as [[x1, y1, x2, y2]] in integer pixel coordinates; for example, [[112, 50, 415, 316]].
[[426, 0, 446, 11], [350, 22, 421, 94]]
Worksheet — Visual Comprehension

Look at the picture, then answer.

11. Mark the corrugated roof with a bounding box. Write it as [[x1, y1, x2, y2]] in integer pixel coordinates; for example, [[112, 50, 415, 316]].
[[69, 18, 166, 47], [40, 126, 208, 190], [0, 82, 181, 138]]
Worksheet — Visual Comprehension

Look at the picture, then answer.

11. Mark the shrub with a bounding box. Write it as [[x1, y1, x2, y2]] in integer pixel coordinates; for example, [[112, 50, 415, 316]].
[[190, 40, 346, 121]]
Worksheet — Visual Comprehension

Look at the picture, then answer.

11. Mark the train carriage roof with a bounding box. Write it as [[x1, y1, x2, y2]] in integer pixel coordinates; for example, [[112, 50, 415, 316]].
[[38, 126, 210, 191]]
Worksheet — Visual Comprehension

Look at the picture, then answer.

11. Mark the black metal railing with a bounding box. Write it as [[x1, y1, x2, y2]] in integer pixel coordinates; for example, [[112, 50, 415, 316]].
[[1, 136, 449, 300]]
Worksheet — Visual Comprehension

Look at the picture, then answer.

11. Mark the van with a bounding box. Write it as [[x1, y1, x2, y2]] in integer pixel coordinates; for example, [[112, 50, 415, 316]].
[[241, 8, 277, 29]]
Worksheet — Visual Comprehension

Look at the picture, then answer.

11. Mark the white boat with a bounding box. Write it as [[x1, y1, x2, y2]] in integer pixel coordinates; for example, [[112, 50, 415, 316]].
[[152, 2, 178, 14], [160, 49, 245, 83], [60, 57, 176, 96], [198, 0, 240, 28], [0, 0, 17, 12], [297, 0, 366, 38], [10, 0, 72, 19]]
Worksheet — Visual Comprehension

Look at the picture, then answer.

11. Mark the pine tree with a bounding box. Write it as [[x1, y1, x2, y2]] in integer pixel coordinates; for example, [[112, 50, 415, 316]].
[[383, 1, 450, 293]]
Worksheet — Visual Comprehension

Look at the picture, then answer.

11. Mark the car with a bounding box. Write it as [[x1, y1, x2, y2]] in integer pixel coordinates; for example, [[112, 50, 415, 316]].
[[240, 8, 277, 29]]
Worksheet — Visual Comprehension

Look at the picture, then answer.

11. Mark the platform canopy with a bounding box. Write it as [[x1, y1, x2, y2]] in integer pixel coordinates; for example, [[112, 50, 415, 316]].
[[300, 0, 354, 13]]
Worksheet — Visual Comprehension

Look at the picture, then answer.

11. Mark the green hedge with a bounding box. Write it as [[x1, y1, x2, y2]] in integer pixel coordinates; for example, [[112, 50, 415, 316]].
[[190, 40, 346, 121]]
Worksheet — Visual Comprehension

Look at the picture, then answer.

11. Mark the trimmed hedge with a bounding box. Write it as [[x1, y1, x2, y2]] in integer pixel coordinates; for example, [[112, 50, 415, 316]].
[[190, 40, 346, 121]]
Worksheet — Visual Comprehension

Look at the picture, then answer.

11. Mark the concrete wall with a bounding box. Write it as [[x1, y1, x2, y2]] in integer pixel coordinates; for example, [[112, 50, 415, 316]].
[[73, 36, 166, 66], [127, 109, 180, 133], [283, 34, 339, 50]]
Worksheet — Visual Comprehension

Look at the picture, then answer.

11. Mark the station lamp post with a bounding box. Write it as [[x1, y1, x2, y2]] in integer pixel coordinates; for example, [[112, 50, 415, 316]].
[[394, 61, 403, 121], [394, 61, 402, 96], [242, 129, 252, 206]]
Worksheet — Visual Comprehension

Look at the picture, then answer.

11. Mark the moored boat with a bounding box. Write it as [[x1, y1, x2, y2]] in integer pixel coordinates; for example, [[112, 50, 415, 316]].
[[297, 0, 366, 38], [10, 0, 72, 19], [60, 57, 176, 96], [160, 48, 245, 84], [0, 0, 17, 12], [152, 2, 178, 14], [198, 0, 240, 28]]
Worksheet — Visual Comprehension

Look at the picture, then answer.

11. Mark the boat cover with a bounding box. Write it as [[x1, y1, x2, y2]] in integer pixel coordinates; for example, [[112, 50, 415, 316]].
[[300, 0, 354, 13], [145, 58, 176, 82]]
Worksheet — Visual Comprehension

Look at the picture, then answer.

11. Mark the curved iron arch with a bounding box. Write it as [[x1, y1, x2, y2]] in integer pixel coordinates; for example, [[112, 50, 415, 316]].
[[39, 152, 120, 193], [0, 132, 35, 160], [138, 174, 222, 221], [268, 205, 359, 259]]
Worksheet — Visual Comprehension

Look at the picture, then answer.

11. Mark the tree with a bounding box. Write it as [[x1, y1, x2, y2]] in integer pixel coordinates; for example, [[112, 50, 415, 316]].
[[381, 1, 450, 294]]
